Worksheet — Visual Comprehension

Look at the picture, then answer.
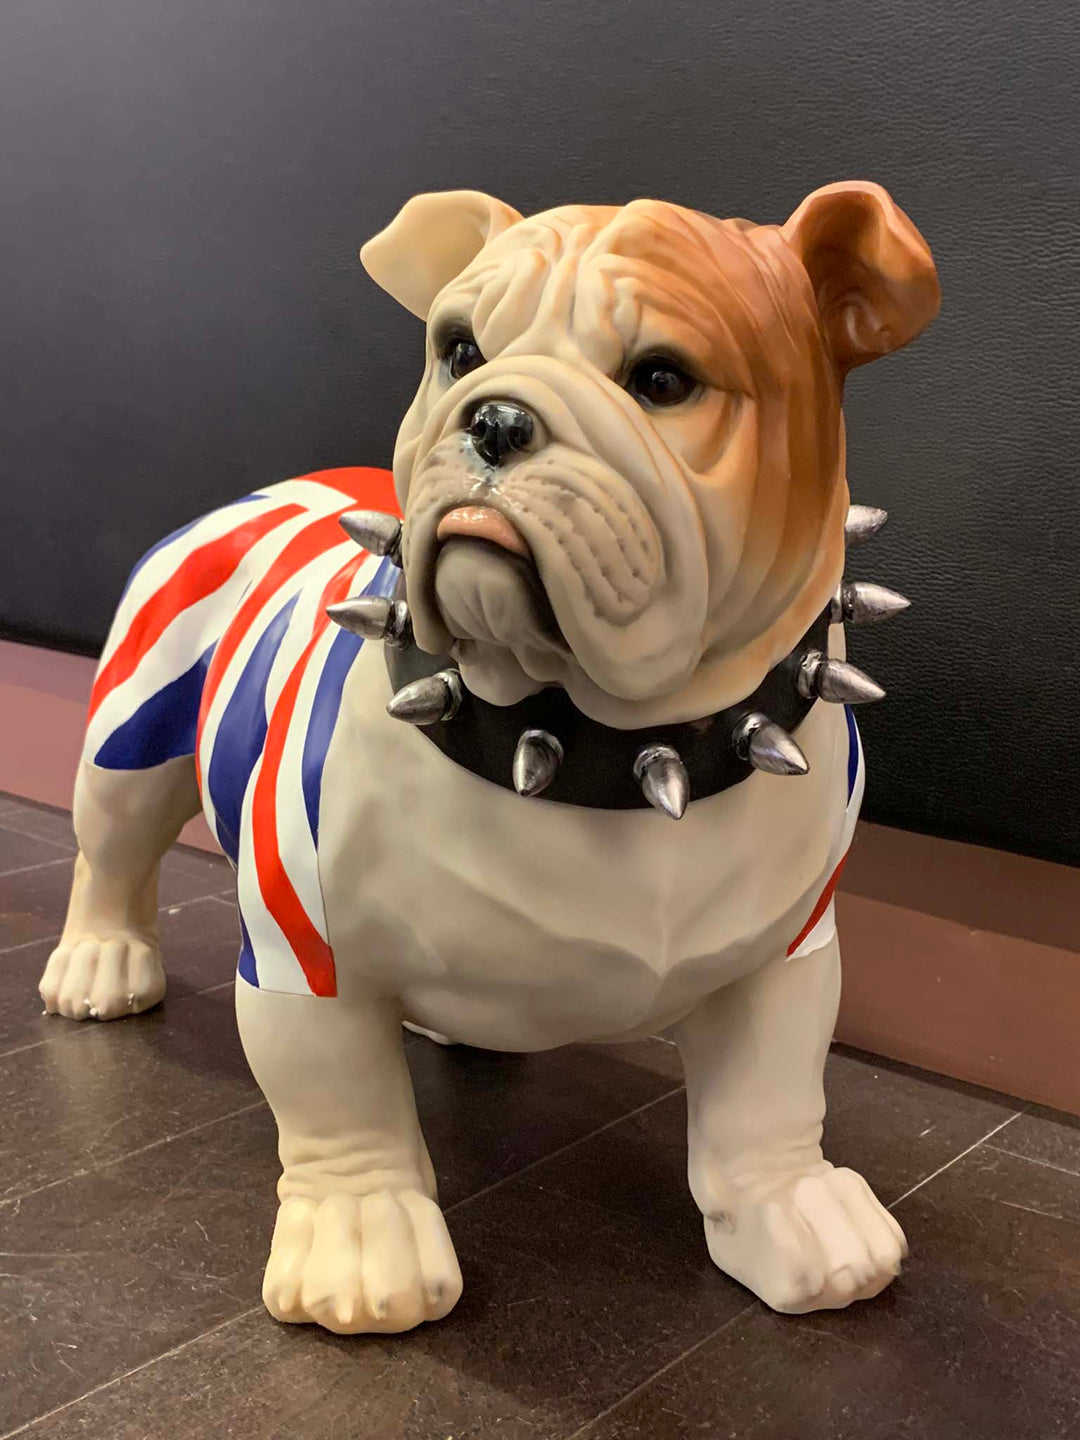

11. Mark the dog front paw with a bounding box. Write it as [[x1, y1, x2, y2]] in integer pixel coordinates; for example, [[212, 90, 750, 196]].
[[262, 1190, 463, 1334], [39, 934, 166, 1020], [704, 1163, 907, 1314]]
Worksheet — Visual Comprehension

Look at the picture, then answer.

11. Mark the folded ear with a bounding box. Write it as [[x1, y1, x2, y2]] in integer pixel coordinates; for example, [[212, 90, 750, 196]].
[[782, 181, 940, 372], [360, 190, 523, 320]]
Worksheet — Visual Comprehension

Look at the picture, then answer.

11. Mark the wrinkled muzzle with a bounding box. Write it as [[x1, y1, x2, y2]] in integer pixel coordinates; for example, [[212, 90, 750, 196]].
[[397, 358, 709, 707]]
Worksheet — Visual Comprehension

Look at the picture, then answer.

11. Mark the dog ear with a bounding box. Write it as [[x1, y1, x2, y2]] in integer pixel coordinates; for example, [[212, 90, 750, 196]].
[[360, 190, 523, 320], [782, 182, 940, 372]]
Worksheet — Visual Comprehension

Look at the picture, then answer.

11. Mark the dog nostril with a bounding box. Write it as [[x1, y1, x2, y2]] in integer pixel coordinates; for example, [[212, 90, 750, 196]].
[[468, 401, 535, 467]]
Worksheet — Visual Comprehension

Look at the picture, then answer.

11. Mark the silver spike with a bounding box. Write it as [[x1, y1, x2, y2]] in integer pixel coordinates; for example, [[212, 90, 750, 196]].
[[633, 743, 689, 820], [512, 729, 564, 798], [386, 669, 464, 725], [732, 712, 810, 776], [797, 651, 885, 705], [830, 580, 911, 626], [844, 505, 888, 547], [327, 595, 412, 647], [339, 509, 403, 567]]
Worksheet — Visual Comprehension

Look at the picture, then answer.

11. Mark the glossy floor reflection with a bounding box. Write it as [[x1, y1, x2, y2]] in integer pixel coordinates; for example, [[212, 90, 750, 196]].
[[1, 792, 1077, 1439]]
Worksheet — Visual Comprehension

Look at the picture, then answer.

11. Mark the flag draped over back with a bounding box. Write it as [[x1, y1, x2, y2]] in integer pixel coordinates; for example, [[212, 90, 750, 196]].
[[84, 467, 401, 998]]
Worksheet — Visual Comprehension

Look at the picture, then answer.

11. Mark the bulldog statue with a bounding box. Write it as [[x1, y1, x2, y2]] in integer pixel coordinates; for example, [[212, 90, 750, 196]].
[[40, 182, 940, 1333]]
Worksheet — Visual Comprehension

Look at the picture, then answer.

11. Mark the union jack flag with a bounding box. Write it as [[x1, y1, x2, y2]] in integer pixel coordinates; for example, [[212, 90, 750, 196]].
[[84, 467, 401, 999], [83, 462, 862, 997]]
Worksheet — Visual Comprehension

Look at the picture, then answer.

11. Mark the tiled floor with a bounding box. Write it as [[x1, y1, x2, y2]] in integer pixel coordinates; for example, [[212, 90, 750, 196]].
[[1, 793, 1078, 1440]]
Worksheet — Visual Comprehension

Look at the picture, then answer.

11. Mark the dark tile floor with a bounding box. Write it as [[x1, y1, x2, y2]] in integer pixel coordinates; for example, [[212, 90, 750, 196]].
[[1, 791, 1078, 1440]]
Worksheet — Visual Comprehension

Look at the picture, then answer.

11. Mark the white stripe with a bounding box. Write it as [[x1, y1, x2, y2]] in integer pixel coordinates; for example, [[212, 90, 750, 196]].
[[261, 541, 357, 716], [86, 578, 244, 761], [94, 493, 286, 673], [272, 547, 385, 949], [97, 474, 357, 683], [273, 625, 338, 947], [195, 516, 350, 838], [258, 476, 369, 512], [789, 898, 838, 959], [787, 714, 864, 961], [88, 507, 321, 770]]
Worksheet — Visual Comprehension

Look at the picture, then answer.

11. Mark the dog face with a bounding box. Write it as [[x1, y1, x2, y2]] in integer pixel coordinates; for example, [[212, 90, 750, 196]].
[[362, 184, 939, 726]]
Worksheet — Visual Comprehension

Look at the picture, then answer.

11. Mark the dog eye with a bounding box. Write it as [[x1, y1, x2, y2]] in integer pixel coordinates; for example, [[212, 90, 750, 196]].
[[443, 334, 485, 381], [627, 357, 697, 408]]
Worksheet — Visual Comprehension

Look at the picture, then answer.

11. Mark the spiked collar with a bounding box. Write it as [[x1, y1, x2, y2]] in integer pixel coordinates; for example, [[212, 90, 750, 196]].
[[383, 608, 832, 812], [328, 503, 904, 817]]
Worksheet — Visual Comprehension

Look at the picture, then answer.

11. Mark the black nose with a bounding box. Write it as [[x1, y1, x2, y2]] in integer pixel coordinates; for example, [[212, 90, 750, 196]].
[[467, 401, 535, 468]]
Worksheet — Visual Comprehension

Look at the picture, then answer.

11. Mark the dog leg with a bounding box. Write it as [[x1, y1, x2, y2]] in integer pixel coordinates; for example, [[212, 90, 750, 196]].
[[39, 757, 202, 1020], [236, 976, 462, 1335], [673, 935, 907, 1313]]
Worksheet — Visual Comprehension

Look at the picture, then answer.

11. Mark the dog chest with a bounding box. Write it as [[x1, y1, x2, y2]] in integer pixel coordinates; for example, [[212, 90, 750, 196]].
[[312, 645, 850, 1049]]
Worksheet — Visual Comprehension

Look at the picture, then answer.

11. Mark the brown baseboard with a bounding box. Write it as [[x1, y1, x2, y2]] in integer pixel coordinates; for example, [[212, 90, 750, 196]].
[[0, 638, 217, 851], [3, 638, 1077, 1114], [837, 824, 1080, 1115]]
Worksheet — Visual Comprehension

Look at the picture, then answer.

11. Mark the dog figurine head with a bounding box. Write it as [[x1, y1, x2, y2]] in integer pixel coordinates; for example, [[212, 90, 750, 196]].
[[361, 184, 939, 727]]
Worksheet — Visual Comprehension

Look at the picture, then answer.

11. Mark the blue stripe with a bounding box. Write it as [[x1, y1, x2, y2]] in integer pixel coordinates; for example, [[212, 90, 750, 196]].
[[237, 911, 259, 987], [205, 595, 298, 864], [93, 644, 215, 770], [300, 557, 400, 844], [844, 704, 859, 799], [120, 494, 267, 600]]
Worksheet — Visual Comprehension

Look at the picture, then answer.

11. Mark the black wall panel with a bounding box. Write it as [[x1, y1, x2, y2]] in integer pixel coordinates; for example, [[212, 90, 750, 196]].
[[2, 0, 1077, 862]]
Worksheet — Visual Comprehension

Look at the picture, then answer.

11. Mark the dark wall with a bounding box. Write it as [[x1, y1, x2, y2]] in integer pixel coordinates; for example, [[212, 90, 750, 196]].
[[2, 0, 1078, 864]]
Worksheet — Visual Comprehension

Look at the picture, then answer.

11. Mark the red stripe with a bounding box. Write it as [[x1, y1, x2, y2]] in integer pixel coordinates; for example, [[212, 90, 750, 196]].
[[786, 851, 850, 957], [292, 466, 400, 510], [88, 503, 304, 722], [194, 510, 348, 782], [194, 470, 400, 780], [248, 555, 368, 997]]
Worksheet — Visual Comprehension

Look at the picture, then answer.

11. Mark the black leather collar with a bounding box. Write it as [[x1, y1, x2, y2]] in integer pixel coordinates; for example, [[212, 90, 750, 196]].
[[385, 608, 828, 810]]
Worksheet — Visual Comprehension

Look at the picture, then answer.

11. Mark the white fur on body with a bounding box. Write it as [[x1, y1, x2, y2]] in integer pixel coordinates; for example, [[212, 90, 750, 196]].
[[319, 640, 847, 1047]]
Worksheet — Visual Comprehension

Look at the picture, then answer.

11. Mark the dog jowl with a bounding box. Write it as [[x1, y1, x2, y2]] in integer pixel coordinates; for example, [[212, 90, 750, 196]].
[[43, 183, 938, 1332]]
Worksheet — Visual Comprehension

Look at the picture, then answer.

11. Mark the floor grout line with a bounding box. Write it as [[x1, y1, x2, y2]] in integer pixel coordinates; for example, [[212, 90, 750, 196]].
[[0, 1053, 685, 1433], [444, 1083, 685, 1217], [0, 1304, 265, 1440], [982, 1142, 1080, 1181], [0, 1038, 49, 1063], [0, 935, 63, 958], [0, 888, 232, 961], [0, 855, 73, 881], [887, 1111, 1023, 1210], [0, 820, 76, 856], [0, 1100, 268, 1211], [0, 971, 240, 1064], [564, 1299, 758, 1440]]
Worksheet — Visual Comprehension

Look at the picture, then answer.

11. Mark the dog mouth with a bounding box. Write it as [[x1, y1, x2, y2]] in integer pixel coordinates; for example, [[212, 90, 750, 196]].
[[402, 432, 700, 707], [435, 505, 532, 560], [416, 500, 567, 675]]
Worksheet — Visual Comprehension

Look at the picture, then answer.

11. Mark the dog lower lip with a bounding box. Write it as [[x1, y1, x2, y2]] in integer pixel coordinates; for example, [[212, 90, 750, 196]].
[[435, 538, 567, 651], [436, 505, 531, 560]]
